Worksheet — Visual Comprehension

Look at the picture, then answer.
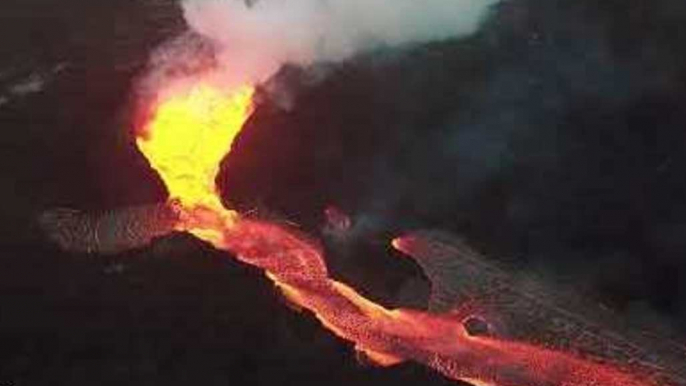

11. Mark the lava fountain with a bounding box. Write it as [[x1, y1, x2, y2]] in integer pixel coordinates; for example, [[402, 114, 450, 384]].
[[135, 83, 253, 243]]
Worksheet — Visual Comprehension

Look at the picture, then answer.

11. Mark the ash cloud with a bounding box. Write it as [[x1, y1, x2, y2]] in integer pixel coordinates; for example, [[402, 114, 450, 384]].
[[180, 0, 499, 88]]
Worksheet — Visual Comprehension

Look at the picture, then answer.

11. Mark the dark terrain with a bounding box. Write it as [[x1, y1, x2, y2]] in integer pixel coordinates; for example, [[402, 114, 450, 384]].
[[2, 0, 686, 385]]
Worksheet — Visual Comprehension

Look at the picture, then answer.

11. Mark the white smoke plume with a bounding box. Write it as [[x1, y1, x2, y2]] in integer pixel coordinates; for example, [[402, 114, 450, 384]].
[[179, 0, 499, 88]]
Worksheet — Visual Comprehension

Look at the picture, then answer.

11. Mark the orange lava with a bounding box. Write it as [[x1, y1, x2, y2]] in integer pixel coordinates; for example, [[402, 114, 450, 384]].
[[135, 81, 661, 386], [215, 220, 658, 386]]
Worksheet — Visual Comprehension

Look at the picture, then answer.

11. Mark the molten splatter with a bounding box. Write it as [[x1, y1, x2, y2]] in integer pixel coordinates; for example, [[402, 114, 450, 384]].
[[131, 81, 666, 386]]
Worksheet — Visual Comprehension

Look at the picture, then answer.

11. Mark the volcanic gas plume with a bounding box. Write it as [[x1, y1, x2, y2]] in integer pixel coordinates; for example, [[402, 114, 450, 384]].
[[139, 0, 500, 95]]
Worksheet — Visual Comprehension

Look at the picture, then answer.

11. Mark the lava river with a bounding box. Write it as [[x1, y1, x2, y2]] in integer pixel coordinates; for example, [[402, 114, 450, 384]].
[[131, 81, 666, 386]]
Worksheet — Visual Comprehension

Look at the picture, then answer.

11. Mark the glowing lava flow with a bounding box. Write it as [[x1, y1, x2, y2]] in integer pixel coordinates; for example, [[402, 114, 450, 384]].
[[136, 83, 253, 242], [135, 82, 664, 386]]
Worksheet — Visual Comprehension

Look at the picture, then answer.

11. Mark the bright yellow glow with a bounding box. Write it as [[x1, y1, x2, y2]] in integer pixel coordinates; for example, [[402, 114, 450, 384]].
[[136, 84, 254, 213], [360, 349, 405, 367]]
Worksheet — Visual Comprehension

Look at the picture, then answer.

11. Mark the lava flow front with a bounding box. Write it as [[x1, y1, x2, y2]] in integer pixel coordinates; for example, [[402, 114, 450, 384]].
[[134, 81, 663, 386]]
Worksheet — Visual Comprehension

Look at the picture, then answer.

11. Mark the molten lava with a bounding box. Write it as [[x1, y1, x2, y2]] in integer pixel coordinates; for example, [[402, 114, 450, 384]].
[[136, 83, 253, 242], [132, 81, 666, 386], [136, 84, 253, 213]]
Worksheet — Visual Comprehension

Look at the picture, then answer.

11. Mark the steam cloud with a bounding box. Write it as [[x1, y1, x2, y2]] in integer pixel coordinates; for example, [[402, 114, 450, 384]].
[[180, 0, 499, 88]]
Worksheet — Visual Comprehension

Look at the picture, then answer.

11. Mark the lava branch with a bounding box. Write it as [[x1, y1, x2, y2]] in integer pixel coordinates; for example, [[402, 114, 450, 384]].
[[176, 213, 660, 386]]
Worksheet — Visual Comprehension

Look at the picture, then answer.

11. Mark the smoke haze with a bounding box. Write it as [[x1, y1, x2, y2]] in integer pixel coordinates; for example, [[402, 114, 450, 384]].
[[180, 0, 499, 87]]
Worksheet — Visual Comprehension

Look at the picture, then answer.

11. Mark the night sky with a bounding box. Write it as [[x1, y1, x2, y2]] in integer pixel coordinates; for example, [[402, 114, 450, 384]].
[[2, 0, 686, 385]]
